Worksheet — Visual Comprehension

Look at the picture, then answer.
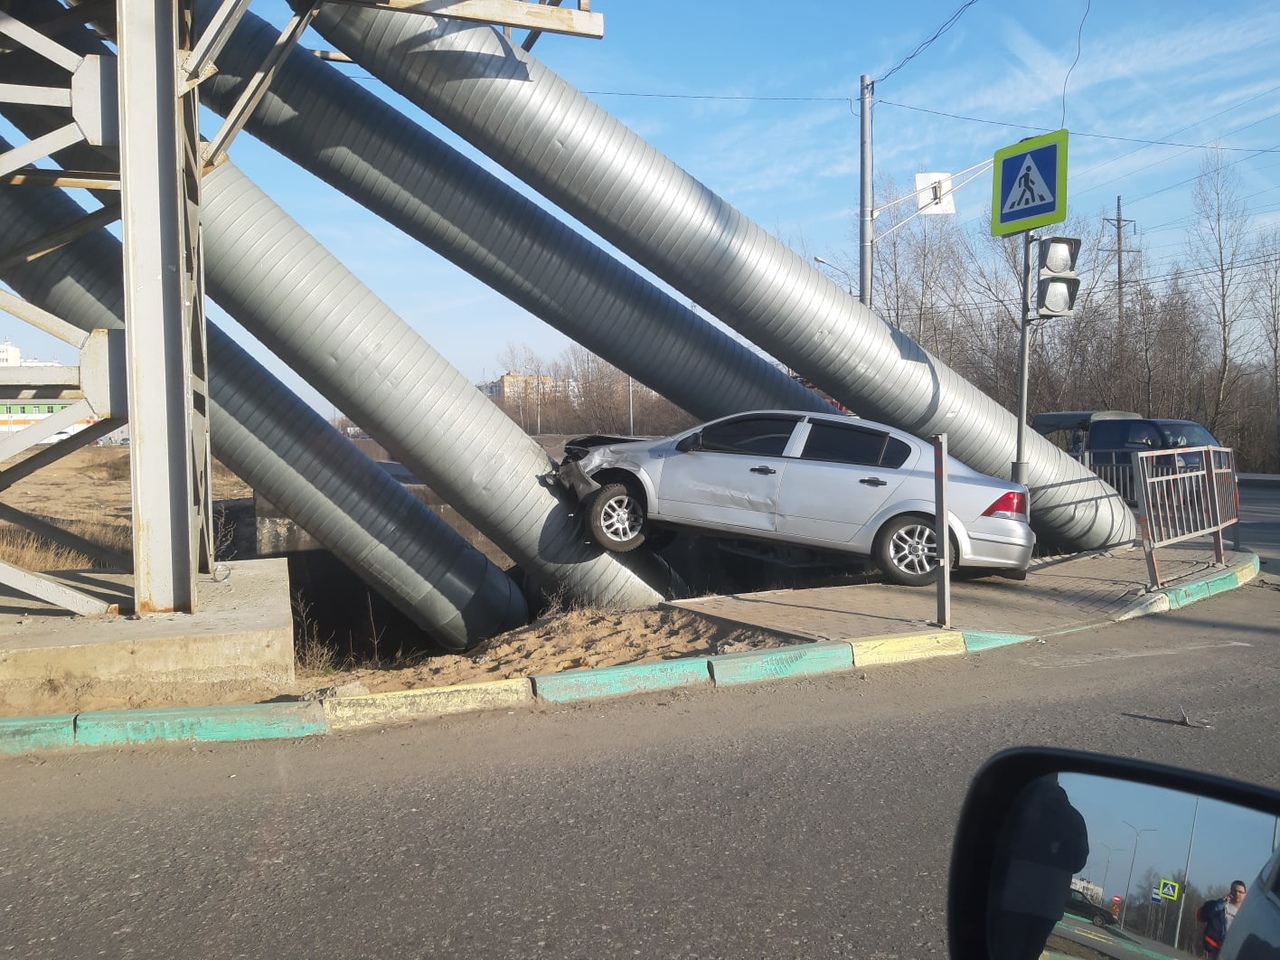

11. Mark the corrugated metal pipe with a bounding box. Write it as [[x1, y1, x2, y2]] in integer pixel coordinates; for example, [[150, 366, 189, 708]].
[[0, 134, 528, 650], [304, 4, 1136, 551], [198, 160, 671, 609], [194, 6, 828, 422]]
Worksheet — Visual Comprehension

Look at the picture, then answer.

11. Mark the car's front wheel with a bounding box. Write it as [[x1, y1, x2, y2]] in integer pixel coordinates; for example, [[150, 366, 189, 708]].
[[587, 482, 647, 552], [874, 515, 943, 586], [1091, 914, 1108, 928]]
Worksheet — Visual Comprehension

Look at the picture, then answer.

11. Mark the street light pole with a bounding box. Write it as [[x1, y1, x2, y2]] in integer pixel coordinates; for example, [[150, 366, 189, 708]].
[[1098, 843, 1126, 895], [1120, 821, 1157, 931], [859, 73, 873, 308], [1173, 797, 1200, 951], [813, 256, 853, 295]]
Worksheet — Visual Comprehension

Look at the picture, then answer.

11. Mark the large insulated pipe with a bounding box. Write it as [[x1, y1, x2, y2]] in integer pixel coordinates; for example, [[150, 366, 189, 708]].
[[306, 6, 1136, 551], [198, 161, 668, 609], [195, 8, 826, 421], [3, 3, 665, 614], [0, 137, 527, 649]]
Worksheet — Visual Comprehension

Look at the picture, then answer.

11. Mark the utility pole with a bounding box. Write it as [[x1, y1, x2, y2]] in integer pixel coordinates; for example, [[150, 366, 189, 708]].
[[1104, 196, 1135, 338], [859, 74, 873, 308]]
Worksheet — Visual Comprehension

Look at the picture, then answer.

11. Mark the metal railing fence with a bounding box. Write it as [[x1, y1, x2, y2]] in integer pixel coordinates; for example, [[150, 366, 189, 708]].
[[1130, 446, 1240, 587]]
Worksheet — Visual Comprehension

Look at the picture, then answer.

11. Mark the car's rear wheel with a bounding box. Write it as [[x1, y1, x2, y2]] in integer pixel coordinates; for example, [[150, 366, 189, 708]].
[[874, 515, 944, 586], [587, 482, 647, 552]]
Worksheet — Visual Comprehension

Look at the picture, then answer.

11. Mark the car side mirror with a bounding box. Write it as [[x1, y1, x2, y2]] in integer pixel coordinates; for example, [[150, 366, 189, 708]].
[[675, 432, 702, 453], [948, 748, 1280, 960]]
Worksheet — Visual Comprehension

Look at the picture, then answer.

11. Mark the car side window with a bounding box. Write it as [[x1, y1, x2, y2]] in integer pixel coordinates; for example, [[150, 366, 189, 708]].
[[800, 422, 911, 468], [699, 416, 798, 456]]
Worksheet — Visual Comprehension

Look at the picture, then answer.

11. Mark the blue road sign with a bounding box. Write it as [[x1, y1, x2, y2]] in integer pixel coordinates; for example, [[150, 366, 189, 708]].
[[991, 129, 1069, 236]]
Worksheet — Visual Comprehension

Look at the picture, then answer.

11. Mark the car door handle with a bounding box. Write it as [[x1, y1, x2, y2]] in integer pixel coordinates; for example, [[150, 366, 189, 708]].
[[750, 466, 777, 475], [860, 477, 888, 487]]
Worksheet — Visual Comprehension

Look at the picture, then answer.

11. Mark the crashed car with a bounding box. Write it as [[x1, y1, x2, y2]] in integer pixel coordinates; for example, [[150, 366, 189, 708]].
[[554, 410, 1035, 586]]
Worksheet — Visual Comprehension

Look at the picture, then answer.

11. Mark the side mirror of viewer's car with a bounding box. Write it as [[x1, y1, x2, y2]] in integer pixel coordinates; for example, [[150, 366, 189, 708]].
[[948, 748, 1280, 960]]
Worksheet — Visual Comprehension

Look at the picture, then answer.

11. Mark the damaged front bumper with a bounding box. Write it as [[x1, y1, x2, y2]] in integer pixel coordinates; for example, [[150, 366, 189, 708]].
[[554, 458, 603, 503]]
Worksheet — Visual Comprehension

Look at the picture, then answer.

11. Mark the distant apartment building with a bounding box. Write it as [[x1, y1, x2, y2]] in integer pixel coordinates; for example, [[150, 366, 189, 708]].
[[479, 371, 564, 406], [0, 340, 99, 439]]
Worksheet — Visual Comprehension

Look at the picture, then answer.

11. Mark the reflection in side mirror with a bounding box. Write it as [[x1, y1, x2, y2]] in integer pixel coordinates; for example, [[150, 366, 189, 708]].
[[948, 749, 1280, 960], [675, 432, 702, 453]]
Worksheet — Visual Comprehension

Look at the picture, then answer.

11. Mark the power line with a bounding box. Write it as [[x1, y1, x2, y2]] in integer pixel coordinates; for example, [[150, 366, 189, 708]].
[[875, 0, 983, 85], [877, 100, 1280, 154], [1059, 0, 1091, 130]]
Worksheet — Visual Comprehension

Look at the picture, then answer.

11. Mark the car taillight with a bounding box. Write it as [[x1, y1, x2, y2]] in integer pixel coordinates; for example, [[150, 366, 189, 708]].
[[982, 491, 1027, 520]]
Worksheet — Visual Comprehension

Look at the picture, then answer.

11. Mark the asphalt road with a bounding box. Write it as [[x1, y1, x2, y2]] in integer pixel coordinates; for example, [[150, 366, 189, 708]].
[[1239, 485, 1280, 569], [4, 558, 1279, 958]]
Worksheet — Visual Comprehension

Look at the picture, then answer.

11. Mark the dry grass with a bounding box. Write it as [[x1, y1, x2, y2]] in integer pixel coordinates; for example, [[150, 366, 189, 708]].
[[0, 527, 95, 570], [0, 518, 131, 571], [292, 590, 338, 675]]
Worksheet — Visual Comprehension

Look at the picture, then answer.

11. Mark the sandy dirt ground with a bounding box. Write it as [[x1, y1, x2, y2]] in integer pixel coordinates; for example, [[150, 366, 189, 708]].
[[1, 445, 779, 713], [296, 603, 794, 701]]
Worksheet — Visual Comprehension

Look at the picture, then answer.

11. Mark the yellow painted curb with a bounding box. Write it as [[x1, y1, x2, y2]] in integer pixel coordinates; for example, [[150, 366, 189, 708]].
[[850, 631, 966, 666], [323, 677, 533, 730]]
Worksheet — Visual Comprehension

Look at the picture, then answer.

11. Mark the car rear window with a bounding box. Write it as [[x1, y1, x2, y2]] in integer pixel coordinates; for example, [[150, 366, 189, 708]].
[[1156, 422, 1219, 447], [800, 422, 912, 468]]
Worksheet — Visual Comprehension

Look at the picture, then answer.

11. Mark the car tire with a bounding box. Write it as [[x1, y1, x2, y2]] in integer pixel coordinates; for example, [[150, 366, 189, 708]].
[[587, 482, 647, 552], [874, 515, 943, 587], [1091, 914, 1108, 928]]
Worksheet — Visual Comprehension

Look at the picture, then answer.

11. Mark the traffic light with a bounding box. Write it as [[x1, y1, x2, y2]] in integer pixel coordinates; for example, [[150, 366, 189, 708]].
[[1036, 236, 1080, 318]]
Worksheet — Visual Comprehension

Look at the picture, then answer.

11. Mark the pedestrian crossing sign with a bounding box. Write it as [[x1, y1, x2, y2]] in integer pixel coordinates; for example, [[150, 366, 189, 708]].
[[1159, 879, 1180, 901], [991, 128, 1069, 236]]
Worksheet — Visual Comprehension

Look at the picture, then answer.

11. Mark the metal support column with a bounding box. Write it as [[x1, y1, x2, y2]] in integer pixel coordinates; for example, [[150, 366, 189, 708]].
[[1012, 231, 1034, 485], [117, 0, 210, 613]]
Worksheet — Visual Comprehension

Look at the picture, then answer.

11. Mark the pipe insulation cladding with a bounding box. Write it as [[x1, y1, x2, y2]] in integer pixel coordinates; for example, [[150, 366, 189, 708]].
[[0, 132, 527, 650], [303, 3, 1135, 551]]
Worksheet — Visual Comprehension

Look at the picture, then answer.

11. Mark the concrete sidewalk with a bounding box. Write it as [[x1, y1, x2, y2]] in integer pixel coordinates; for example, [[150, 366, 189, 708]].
[[669, 541, 1258, 652], [0, 541, 1260, 757]]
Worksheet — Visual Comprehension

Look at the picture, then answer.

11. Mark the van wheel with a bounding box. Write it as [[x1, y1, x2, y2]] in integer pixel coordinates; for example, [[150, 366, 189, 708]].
[[587, 483, 647, 552]]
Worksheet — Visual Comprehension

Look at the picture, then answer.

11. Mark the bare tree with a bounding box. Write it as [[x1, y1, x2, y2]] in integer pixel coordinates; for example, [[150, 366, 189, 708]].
[[1187, 147, 1254, 437], [1250, 229, 1280, 469]]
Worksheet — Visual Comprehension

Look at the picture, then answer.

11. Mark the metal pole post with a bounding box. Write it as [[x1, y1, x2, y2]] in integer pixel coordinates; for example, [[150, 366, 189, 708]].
[[1120, 822, 1155, 931], [859, 74, 873, 308], [1012, 231, 1034, 484], [932, 434, 950, 627], [1173, 796, 1199, 951]]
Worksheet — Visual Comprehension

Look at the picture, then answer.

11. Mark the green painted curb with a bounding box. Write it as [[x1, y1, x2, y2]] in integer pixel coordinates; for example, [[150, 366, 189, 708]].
[[0, 713, 76, 755], [963, 631, 1035, 652], [1161, 553, 1258, 610], [74, 701, 328, 747], [532, 657, 711, 703], [708, 640, 853, 687]]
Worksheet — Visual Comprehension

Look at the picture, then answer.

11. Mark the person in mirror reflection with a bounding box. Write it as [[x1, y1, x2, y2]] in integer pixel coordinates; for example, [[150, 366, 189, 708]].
[[990, 774, 1090, 960], [1199, 880, 1247, 958]]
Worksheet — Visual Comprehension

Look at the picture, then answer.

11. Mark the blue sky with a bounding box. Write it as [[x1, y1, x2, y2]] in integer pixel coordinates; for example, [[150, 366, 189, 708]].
[[1062, 772, 1278, 904], [4, 0, 1279, 415]]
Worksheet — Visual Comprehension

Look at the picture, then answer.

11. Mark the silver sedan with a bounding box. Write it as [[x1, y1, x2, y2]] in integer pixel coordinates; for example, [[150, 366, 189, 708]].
[[556, 410, 1035, 586]]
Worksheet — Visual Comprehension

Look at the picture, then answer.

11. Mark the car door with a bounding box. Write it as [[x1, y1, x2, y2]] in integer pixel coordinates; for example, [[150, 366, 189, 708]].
[[774, 419, 919, 546], [654, 414, 800, 534]]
